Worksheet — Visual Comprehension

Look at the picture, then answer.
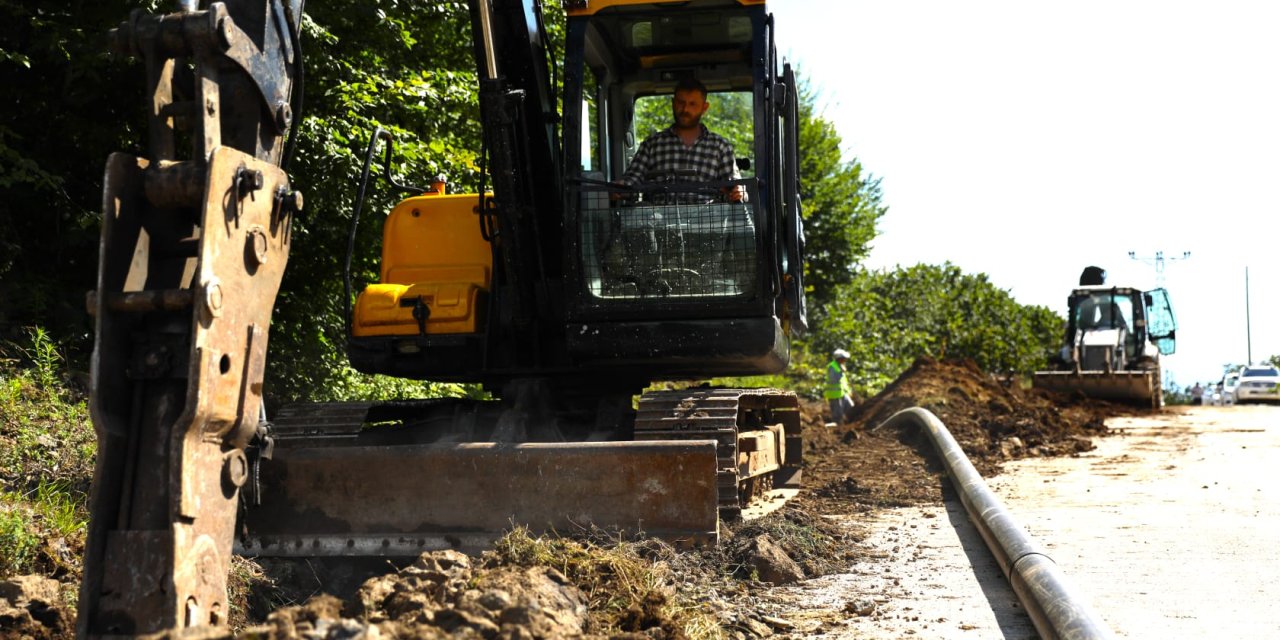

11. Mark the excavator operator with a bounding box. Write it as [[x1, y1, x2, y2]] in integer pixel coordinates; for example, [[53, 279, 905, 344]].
[[615, 76, 746, 204]]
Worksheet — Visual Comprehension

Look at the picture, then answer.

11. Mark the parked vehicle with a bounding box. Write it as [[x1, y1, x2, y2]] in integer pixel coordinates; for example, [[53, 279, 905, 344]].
[[1233, 366, 1280, 404], [1219, 370, 1241, 405]]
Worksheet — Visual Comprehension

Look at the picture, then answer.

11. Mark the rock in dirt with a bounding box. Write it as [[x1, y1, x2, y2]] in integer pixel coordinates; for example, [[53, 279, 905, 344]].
[[233, 549, 590, 640], [844, 597, 877, 617], [743, 534, 804, 585], [0, 574, 73, 639], [760, 614, 795, 630]]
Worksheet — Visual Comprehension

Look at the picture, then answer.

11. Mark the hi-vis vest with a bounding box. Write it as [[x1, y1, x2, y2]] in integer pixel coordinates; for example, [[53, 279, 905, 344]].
[[824, 360, 852, 400]]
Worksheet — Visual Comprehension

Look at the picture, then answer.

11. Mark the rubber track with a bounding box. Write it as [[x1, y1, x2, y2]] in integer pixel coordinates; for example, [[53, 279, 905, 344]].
[[633, 388, 799, 519]]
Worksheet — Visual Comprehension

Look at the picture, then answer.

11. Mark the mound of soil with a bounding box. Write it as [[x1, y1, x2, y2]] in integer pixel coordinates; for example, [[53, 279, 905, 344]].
[[797, 356, 1134, 512]]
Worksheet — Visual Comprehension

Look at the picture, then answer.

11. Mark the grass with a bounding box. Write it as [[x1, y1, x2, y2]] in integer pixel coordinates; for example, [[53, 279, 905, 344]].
[[0, 327, 95, 579], [488, 526, 724, 638]]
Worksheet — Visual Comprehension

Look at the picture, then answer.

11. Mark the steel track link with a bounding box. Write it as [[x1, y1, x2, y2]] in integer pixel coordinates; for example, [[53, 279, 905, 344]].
[[633, 388, 800, 519]]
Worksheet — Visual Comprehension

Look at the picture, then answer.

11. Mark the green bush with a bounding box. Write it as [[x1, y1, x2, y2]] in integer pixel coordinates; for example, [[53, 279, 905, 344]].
[[0, 328, 93, 578], [0, 500, 41, 575], [811, 264, 1062, 397]]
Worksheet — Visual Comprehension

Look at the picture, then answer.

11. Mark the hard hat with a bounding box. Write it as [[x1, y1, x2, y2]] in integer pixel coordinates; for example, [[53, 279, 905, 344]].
[[833, 348, 850, 359]]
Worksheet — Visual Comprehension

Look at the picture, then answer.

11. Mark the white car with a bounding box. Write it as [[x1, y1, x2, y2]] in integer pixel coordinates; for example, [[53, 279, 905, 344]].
[[1220, 371, 1241, 405], [1233, 366, 1280, 404]]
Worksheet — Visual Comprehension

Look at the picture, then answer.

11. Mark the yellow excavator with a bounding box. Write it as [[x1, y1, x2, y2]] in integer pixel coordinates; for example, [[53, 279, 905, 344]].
[[79, 0, 806, 636]]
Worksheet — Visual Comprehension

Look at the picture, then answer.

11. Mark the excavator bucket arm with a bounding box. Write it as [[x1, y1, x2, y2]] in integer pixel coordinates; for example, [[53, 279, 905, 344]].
[[78, 1, 301, 636]]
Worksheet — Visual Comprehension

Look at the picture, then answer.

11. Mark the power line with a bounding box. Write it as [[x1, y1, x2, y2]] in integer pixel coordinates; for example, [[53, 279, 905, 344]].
[[1127, 250, 1191, 286]]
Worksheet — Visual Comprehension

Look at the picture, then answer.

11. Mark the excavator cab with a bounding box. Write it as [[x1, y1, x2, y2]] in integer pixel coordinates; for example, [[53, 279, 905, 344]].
[[562, 0, 808, 377]]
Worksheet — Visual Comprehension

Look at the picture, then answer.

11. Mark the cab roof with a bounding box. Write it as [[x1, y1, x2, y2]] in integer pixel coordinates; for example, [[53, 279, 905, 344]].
[[1071, 285, 1142, 295], [566, 0, 764, 18]]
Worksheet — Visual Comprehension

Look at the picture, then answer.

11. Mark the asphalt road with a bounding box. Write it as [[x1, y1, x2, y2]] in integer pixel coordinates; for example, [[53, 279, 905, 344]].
[[768, 404, 1280, 639]]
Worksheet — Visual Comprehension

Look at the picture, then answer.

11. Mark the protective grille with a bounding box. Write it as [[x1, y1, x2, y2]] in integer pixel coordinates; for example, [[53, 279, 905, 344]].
[[579, 194, 758, 299]]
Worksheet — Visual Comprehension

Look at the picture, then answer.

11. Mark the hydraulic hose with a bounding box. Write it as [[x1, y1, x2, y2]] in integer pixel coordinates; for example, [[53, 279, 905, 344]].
[[875, 407, 1117, 640]]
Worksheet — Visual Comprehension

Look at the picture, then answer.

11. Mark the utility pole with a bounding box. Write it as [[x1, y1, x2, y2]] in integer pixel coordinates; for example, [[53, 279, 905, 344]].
[[1128, 250, 1191, 286], [1246, 266, 1252, 364]]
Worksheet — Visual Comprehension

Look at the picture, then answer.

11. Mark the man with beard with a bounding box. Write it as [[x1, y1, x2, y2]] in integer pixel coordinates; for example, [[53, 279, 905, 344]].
[[616, 76, 745, 203]]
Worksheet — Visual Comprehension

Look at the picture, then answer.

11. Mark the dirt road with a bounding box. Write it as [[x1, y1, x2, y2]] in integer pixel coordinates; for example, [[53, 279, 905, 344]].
[[769, 404, 1280, 639]]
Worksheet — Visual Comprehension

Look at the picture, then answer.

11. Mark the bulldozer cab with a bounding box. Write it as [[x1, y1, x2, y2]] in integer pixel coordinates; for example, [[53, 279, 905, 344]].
[[1066, 285, 1177, 360], [1075, 292, 1132, 331], [1071, 289, 1137, 359]]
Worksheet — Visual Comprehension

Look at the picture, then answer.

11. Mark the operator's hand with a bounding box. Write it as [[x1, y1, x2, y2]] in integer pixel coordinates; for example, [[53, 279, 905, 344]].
[[725, 185, 745, 203], [610, 180, 628, 201]]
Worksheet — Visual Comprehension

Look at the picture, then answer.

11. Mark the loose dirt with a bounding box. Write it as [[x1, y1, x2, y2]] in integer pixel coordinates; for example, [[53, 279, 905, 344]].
[[0, 357, 1138, 639], [798, 356, 1127, 514]]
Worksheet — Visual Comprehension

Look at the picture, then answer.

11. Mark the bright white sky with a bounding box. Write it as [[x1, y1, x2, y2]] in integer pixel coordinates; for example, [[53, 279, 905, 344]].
[[771, 0, 1280, 389]]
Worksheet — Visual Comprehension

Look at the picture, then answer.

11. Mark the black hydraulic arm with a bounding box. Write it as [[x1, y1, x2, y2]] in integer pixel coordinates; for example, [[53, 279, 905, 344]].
[[467, 0, 564, 358]]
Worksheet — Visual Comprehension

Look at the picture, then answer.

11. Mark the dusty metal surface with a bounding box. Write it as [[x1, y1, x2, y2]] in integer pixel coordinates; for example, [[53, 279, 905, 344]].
[[239, 440, 721, 554], [1032, 370, 1158, 406], [83, 146, 292, 637], [79, 1, 300, 636]]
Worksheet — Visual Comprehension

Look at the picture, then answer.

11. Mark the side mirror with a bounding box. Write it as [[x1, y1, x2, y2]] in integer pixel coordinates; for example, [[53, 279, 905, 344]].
[[736, 157, 751, 171]]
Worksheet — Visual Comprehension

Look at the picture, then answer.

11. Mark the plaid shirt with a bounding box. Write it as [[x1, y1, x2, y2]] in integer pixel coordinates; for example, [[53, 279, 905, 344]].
[[619, 125, 741, 187]]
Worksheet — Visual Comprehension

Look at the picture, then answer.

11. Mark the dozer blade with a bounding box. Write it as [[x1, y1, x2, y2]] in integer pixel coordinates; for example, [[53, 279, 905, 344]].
[[1033, 370, 1157, 406], [237, 440, 720, 556]]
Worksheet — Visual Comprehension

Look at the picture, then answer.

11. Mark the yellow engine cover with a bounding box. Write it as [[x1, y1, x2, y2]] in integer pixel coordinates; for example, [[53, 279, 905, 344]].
[[352, 193, 491, 337], [353, 282, 485, 336]]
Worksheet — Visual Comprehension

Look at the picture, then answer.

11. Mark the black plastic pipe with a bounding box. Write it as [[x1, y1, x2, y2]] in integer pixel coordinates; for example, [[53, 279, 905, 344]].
[[876, 407, 1117, 640]]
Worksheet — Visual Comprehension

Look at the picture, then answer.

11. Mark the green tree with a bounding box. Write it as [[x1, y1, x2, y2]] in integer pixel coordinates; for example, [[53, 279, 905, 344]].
[[0, 0, 160, 355], [812, 263, 1062, 394], [797, 83, 884, 309]]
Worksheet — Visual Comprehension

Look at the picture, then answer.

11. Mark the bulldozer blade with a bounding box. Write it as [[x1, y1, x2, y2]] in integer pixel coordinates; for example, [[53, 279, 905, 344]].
[[1033, 370, 1157, 405], [237, 440, 720, 556]]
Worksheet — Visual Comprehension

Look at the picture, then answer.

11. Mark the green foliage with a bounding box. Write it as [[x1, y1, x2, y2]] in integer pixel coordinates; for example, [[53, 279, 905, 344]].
[[0, 331, 96, 497], [0, 500, 41, 575], [0, 481, 87, 577], [813, 264, 1062, 396], [14, 326, 61, 388], [0, 0, 153, 352], [0, 329, 93, 577]]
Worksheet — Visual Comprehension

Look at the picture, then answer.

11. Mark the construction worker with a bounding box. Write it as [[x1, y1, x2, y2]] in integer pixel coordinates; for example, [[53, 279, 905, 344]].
[[825, 348, 855, 425]]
